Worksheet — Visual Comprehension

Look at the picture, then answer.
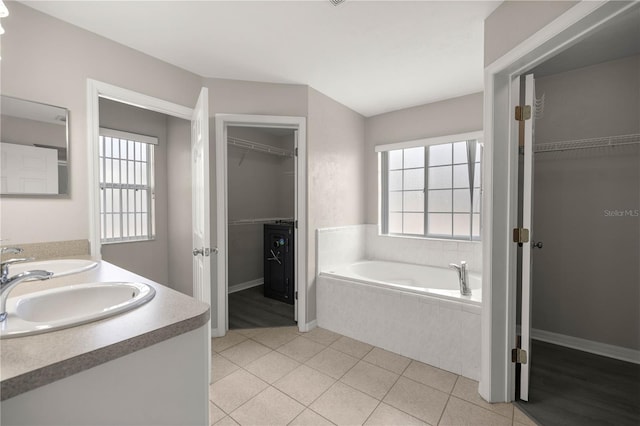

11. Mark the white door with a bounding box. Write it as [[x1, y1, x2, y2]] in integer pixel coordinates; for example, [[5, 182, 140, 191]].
[[191, 87, 212, 381], [519, 74, 535, 401]]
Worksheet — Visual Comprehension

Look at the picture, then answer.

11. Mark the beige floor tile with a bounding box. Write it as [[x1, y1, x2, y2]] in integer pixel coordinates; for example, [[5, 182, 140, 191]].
[[340, 360, 399, 400], [246, 350, 301, 384], [274, 365, 336, 406], [212, 354, 240, 383], [310, 382, 380, 426], [306, 348, 359, 379], [402, 360, 458, 394], [439, 396, 512, 426], [252, 327, 301, 349], [330, 336, 374, 359], [209, 402, 226, 425], [363, 402, 426, 426], [277, 336, 326, 363], [214, 416, 240, 426], [230, 387, 304, 426], [213, 332, 248, 352], [288, 409, 336, 426], [220, 339, 272, 367], [452, 376, 513, 419], [513, 406, 539, 426], [303, 327, 341, 346], [363, 347, 411, 374], [210, 369, 269, 413], [383, 377, 448, 425]]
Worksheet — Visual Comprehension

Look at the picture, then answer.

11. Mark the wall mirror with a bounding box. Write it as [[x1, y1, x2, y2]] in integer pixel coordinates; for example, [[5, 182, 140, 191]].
[[1, 95, 69, 196]]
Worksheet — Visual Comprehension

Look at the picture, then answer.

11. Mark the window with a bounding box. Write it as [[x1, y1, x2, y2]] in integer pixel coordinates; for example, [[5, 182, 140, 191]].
[[99, 128, 157, 243], [379, 132, 482, 240]]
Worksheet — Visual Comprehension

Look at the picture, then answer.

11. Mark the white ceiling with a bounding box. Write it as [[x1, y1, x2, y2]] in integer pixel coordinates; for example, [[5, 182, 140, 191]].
[[21, 0, 501, 117]]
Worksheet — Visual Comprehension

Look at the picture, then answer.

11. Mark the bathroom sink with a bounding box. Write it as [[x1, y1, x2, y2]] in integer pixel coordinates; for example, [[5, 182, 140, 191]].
[[0, 282, 155, 339], [9, 259, 99, 278]]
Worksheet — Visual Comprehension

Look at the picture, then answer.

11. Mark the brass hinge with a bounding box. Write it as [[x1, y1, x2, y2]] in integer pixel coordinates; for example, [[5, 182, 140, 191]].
[[512, 348, 528, 364], [513, 228, 530, 246], [515, 105, 532, 121]]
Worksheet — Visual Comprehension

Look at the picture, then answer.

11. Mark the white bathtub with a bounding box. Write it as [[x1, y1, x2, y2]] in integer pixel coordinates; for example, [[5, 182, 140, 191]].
[[324, 260, 482, 305], [317, 259, 482, 380]]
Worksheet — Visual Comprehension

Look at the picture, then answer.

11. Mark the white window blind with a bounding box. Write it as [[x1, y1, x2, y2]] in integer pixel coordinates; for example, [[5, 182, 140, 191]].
[[99, 128, 157, 243]]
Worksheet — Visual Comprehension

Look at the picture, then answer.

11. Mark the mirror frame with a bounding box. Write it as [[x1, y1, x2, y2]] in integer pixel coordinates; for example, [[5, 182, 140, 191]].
[[0, 95, 70, 198]]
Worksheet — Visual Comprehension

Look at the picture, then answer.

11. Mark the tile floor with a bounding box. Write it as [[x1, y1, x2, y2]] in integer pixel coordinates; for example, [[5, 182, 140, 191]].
[[210, 327, 537, 426]]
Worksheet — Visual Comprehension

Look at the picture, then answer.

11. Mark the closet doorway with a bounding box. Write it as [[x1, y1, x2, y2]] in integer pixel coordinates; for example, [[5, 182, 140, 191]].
[[215, 115, 307, 336], [514, 7, 640, 425]]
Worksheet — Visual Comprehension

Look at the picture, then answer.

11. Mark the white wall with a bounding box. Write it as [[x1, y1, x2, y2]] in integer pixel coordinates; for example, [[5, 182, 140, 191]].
[[531, 55, 640, 350], [0, 2, 203, 245], [307, 88, 366, 322]]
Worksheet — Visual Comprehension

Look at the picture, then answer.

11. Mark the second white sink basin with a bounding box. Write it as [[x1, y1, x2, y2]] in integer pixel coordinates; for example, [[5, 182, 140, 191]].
[[9, 259, 99, 278], [0, 282, 155, 339]]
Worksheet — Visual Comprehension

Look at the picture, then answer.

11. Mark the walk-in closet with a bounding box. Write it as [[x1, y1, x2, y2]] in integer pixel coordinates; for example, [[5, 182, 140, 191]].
[[516, 7, 640, 425], [226, 126, 296, 329]]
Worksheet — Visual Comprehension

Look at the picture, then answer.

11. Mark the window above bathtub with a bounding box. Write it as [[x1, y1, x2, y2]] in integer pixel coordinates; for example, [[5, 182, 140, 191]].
[[377, 131, 482, 241]]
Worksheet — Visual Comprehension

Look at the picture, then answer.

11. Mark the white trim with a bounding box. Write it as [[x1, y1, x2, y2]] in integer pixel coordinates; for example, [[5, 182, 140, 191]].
[[228, 278, 264, 294], [527, 328, 640, 365], [480, 0, 638, 402], [99, 127, 159, 145], [300, 319, 317, 333], [375, 130, 483, 152], [215, 114, 308, 336], [87, 79, 194, 258]]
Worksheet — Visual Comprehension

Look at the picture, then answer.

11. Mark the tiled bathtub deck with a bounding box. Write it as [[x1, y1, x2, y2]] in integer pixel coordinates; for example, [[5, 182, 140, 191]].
[[210, 327, 536, 426]]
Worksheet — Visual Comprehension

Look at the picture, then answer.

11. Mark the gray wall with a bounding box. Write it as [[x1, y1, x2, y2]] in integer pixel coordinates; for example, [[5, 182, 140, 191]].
[[99, 98, 170, 286], [364, 92, 484, 224], [167, 117, 193, 297], [1, 115, 66, 148], [227, 127, 294, 287], [532, 55, 640, 350], [0, 2, 203, 245], [484, 0, 579, 66], [307, 88, 366, 321]]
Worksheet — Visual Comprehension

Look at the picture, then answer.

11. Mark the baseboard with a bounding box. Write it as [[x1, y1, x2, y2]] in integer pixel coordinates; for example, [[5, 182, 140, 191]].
[[530, 328, 640, 365], [299, 319, 317, 333], [228, 278, 263, 294]]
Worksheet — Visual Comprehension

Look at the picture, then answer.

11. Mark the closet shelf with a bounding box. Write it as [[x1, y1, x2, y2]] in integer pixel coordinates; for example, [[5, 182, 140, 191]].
[[229, 217, 294, 226], [534, 133, 640, 153], [228, 137, 294, 158]]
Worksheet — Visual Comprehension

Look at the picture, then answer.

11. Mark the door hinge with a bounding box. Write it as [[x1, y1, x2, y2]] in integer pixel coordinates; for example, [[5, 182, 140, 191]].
[[512, 348, 528, 364], [294, 220, 298, 229], [513, 228, 530, 247], [295, 291, 298, 300], [294, 147, 298, 157], [515, 105, 532, 121]]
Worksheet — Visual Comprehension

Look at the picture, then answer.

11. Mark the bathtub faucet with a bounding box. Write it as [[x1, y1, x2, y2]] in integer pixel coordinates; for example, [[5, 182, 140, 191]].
[[449, 261, 472, 296]]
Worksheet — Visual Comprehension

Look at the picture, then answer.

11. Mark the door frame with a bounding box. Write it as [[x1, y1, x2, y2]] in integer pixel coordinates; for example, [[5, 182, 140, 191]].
[[86, 79, 194, 259], [480, 0, 637, 403], [214, 114, 307, 336]]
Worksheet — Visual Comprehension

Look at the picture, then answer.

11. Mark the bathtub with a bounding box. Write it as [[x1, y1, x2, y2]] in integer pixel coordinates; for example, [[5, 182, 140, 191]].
[[317, 259, 482, 380], [324, 260, 482, 305]]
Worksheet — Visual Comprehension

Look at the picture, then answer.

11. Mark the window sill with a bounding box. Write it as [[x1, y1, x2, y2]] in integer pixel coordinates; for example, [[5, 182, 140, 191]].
[[101, 238, 156, 246], [380, 233, 481, 243]]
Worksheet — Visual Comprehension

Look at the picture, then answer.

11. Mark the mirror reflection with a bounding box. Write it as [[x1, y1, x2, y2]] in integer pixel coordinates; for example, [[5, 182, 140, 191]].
[[0, 96, 69, 196]]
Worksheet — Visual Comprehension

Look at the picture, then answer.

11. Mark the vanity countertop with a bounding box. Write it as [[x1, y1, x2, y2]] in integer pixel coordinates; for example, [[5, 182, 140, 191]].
[[0, 260, 210, 401]]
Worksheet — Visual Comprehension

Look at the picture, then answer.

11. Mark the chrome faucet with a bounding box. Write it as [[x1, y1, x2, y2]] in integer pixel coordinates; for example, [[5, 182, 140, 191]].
[[0, 257, 52, 322], [449, 261, 472, 296]]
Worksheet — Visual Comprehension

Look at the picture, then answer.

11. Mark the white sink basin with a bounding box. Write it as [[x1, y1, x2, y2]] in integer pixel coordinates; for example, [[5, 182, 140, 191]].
[[9, 259, 99, 278], [0, 282, 155, 339]]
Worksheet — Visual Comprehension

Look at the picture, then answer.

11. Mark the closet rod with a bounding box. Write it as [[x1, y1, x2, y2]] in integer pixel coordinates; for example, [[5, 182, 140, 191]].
[[228, 137, 294, 157], [229, 217, 294, 226], [534, 133, 640, 153]]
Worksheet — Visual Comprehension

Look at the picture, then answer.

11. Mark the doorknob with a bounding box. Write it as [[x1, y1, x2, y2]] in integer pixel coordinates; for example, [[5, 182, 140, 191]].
[[193, 248, 204, 256], [532, 241, 543, 249]]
